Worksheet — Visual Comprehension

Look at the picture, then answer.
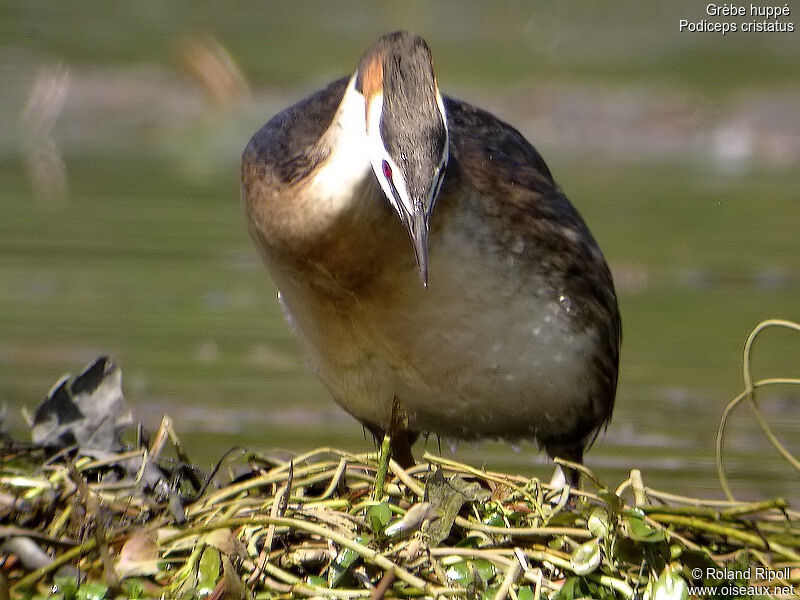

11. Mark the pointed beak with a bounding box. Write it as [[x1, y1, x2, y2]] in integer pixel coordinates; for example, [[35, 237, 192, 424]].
[[403, 205, 429, 288]]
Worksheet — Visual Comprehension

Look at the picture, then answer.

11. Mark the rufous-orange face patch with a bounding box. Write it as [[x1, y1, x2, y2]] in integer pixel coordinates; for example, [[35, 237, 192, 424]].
[[360, 51, 384, 115]]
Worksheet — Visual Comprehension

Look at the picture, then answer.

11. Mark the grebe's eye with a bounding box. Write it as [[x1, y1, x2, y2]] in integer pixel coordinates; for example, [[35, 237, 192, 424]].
[[382, 160, 393, 180]]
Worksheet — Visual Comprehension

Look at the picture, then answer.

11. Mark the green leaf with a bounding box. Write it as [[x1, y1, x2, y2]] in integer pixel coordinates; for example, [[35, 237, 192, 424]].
[[548, 512, 581, 527], [481, 585, 500, 600], [367, 501, 392, 534], [554, 576, 617, 600], [75, 582, 108, 600], [306, 575, 328, 587], [53, 576, 79, 600], [598, 489, 624, 514], [328, 548, 360, 587], [611, 537, 644, 564], [652, 569, 689, 600], [443, 558, 496, 589], [570, 539, 602, 575], [444, 560, 473, 585], [120, 579, 144, 599], [197, 546, 221, 595], [482, 511, 505, 527], [679, 549, 717, 578], [517, 586, 534, 600], [587, 506, 611, 539], [554, 576, 582, 600], [626, 508, 666, 542], [471, 558, 496, 583], [455, 536, 483, 548], [547, 536, 566, 550], [328, 536, 368, 588]]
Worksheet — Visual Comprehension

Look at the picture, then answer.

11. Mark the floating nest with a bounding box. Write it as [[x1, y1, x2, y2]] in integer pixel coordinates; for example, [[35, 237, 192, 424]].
[[2, 431, 799, 599], [1, 320, 799, 599]]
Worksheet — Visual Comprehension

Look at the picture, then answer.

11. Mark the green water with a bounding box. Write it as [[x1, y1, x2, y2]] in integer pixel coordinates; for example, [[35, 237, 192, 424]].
[[1, 1, 798, 500]]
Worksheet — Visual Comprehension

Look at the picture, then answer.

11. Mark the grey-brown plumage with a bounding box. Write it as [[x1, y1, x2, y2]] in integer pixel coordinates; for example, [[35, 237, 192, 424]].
[[242, 32, 620, 475]]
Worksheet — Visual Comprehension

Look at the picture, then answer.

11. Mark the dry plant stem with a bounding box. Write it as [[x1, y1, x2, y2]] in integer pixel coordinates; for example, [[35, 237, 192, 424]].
[[639, 499, 788, 519], [720, 499, 789, 518], [531, 569, 543, 600], [648, 514, 800, 560], [615, 476, 632, 497], [312, 458, 348, 501], [749, 549, 795, 589], [641, 515, 705, 553], [427, 552, 449, 587], [716, 379, 800, 501], [257, 589, 368, 599], [260, 574, 293, 594], [78, 449, 147, 472], [267, 448, 369, 476], [163, 415, 192, 464], [493, 559, 521, 600], [249, 480, 290, 585], [454, 515, 593, 539], [716, 319, 800, 501], [644, 487, 757, 507], [190, 462, 334, 512], [589, 574, 635, 598], [745, 383, 800, 472], [371, 570, 397, 600], [629, 469, 647, 505], [148, 415, 172, 462], [258, 560, 372, 598], [389, 460, 425, 498], [428, 547, 517, 568]]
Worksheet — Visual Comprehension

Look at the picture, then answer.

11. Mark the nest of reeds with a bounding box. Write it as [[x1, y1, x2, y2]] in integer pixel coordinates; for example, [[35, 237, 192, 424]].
[[1, 320, 799, 599], [2, 433, 799, 599]]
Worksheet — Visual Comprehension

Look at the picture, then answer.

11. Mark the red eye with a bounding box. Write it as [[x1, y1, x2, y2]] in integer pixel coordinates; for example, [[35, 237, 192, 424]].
[[382, 160, 393, 180]]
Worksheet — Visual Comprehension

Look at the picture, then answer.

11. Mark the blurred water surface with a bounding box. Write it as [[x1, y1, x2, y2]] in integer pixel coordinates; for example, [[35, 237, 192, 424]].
[[1, 1, 799, 499]]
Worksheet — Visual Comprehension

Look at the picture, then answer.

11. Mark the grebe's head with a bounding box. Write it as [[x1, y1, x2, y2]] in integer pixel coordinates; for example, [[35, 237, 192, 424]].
[[356, 31, 449, 287]]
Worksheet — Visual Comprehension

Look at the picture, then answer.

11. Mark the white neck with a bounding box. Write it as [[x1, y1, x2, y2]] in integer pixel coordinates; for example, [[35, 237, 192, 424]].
[[307, 74, 373, 215]]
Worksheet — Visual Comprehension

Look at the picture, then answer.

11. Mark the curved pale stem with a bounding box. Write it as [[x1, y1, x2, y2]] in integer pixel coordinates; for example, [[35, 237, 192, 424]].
[[715, 319, 800, 501]]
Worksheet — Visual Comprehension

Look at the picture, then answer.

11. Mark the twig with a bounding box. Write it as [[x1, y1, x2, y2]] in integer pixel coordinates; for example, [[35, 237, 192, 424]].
[[493, 557, 520, 600], [310, 458, 348, 501], [370, 570, 396, 600], [454, 516, 593, 539], [389, 459, 425, 498], [716, 319, 800, 501], [647, 514, 800, 560]]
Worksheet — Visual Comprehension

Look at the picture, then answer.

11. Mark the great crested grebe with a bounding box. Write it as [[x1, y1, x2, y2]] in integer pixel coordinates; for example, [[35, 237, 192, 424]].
[[242, 32, 620, 484]]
